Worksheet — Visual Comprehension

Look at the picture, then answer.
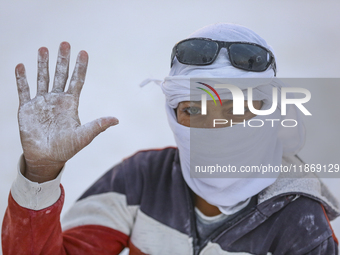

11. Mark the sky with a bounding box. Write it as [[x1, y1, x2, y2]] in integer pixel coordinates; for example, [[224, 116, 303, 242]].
[[0, 1, 339, 253]]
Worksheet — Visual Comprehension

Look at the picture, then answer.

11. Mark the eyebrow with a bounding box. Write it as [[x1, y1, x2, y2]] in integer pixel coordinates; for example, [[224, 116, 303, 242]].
[[185, 101, 201, 106], [221, 100, 233, 106]]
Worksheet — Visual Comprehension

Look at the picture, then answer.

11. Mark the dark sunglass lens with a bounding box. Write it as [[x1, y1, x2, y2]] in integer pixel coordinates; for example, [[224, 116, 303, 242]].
[[170, 46, 177, 67], [229, 44, 270, 71], [176, 39, 218, 65]]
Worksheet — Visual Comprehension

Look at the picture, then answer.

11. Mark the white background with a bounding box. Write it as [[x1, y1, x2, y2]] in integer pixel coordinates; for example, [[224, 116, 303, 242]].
[[0, 0, 339, 253]]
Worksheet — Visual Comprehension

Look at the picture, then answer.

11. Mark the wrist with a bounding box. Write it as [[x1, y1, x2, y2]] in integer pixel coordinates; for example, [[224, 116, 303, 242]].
[[23, 157, 65, 183], [11, 154, 64, 210]]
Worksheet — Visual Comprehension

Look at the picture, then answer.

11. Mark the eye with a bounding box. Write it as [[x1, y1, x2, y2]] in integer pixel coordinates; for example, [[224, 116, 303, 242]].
[[183, 107, 201, 115]]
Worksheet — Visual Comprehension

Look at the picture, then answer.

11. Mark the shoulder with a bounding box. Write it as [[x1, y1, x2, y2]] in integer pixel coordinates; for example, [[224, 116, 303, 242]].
[[121, 146, 178, 173], [264, 196, 338, 254], [78, 147, 179, 203], [274, 196, 332, 233]]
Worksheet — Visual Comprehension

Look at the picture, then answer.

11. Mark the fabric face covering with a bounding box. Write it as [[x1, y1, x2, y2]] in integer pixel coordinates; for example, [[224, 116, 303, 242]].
[[165, 84, 304, 213], [160, 23, 306, 214]]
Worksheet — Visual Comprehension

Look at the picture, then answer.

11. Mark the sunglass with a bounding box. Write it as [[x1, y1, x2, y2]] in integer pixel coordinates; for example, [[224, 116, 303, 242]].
[[171, 37, 277, 76]]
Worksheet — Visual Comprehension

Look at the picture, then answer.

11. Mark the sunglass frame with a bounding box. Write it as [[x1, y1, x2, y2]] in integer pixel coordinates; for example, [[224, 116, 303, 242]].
[[171, 37, 277, 76]]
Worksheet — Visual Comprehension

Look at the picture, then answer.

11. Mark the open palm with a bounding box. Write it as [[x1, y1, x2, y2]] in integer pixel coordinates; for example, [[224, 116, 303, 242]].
[[16, 42, 118, 182]]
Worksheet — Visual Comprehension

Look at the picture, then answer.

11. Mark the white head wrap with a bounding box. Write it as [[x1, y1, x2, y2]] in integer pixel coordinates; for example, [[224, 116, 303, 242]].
[[153, 23, 305, 213]]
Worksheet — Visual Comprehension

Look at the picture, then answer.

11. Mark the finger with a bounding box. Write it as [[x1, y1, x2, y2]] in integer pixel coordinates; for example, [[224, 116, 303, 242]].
[[67, 50, 88, 97], [37, 47, 49, 96], [75, 117, 119, 148], [15, 64, 31, 106], [52, 42, 70, 93]]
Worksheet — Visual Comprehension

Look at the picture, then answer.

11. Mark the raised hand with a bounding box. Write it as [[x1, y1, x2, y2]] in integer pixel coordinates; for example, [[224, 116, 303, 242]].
[[16, 42, 119, 183]]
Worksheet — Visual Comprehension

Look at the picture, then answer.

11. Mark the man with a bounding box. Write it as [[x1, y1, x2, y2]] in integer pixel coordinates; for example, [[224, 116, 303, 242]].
[[2, 23, 339, 254]]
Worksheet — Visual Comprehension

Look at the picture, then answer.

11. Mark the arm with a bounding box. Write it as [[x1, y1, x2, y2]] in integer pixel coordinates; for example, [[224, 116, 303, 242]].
[[2, 170, 129, 255], [2, 42, 124, 254]]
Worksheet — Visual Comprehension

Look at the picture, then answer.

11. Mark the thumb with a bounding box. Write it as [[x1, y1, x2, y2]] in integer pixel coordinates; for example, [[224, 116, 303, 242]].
[[76, 117, 119, 147]]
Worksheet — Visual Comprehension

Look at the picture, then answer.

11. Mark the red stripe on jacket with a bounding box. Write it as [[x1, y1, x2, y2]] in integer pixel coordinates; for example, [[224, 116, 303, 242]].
[[321, 203, 339, 245]]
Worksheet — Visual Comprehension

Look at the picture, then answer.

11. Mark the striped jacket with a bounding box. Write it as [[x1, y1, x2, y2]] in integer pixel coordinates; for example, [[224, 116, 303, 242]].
[[2, 147, 339, 254]]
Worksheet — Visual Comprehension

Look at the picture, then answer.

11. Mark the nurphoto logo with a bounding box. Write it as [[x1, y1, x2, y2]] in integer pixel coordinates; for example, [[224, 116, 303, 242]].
[[196, 82, 312, 128]]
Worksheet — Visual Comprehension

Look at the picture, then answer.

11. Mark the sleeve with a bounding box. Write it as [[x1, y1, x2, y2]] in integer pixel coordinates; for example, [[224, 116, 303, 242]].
[[1, 156, 133, 255]]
